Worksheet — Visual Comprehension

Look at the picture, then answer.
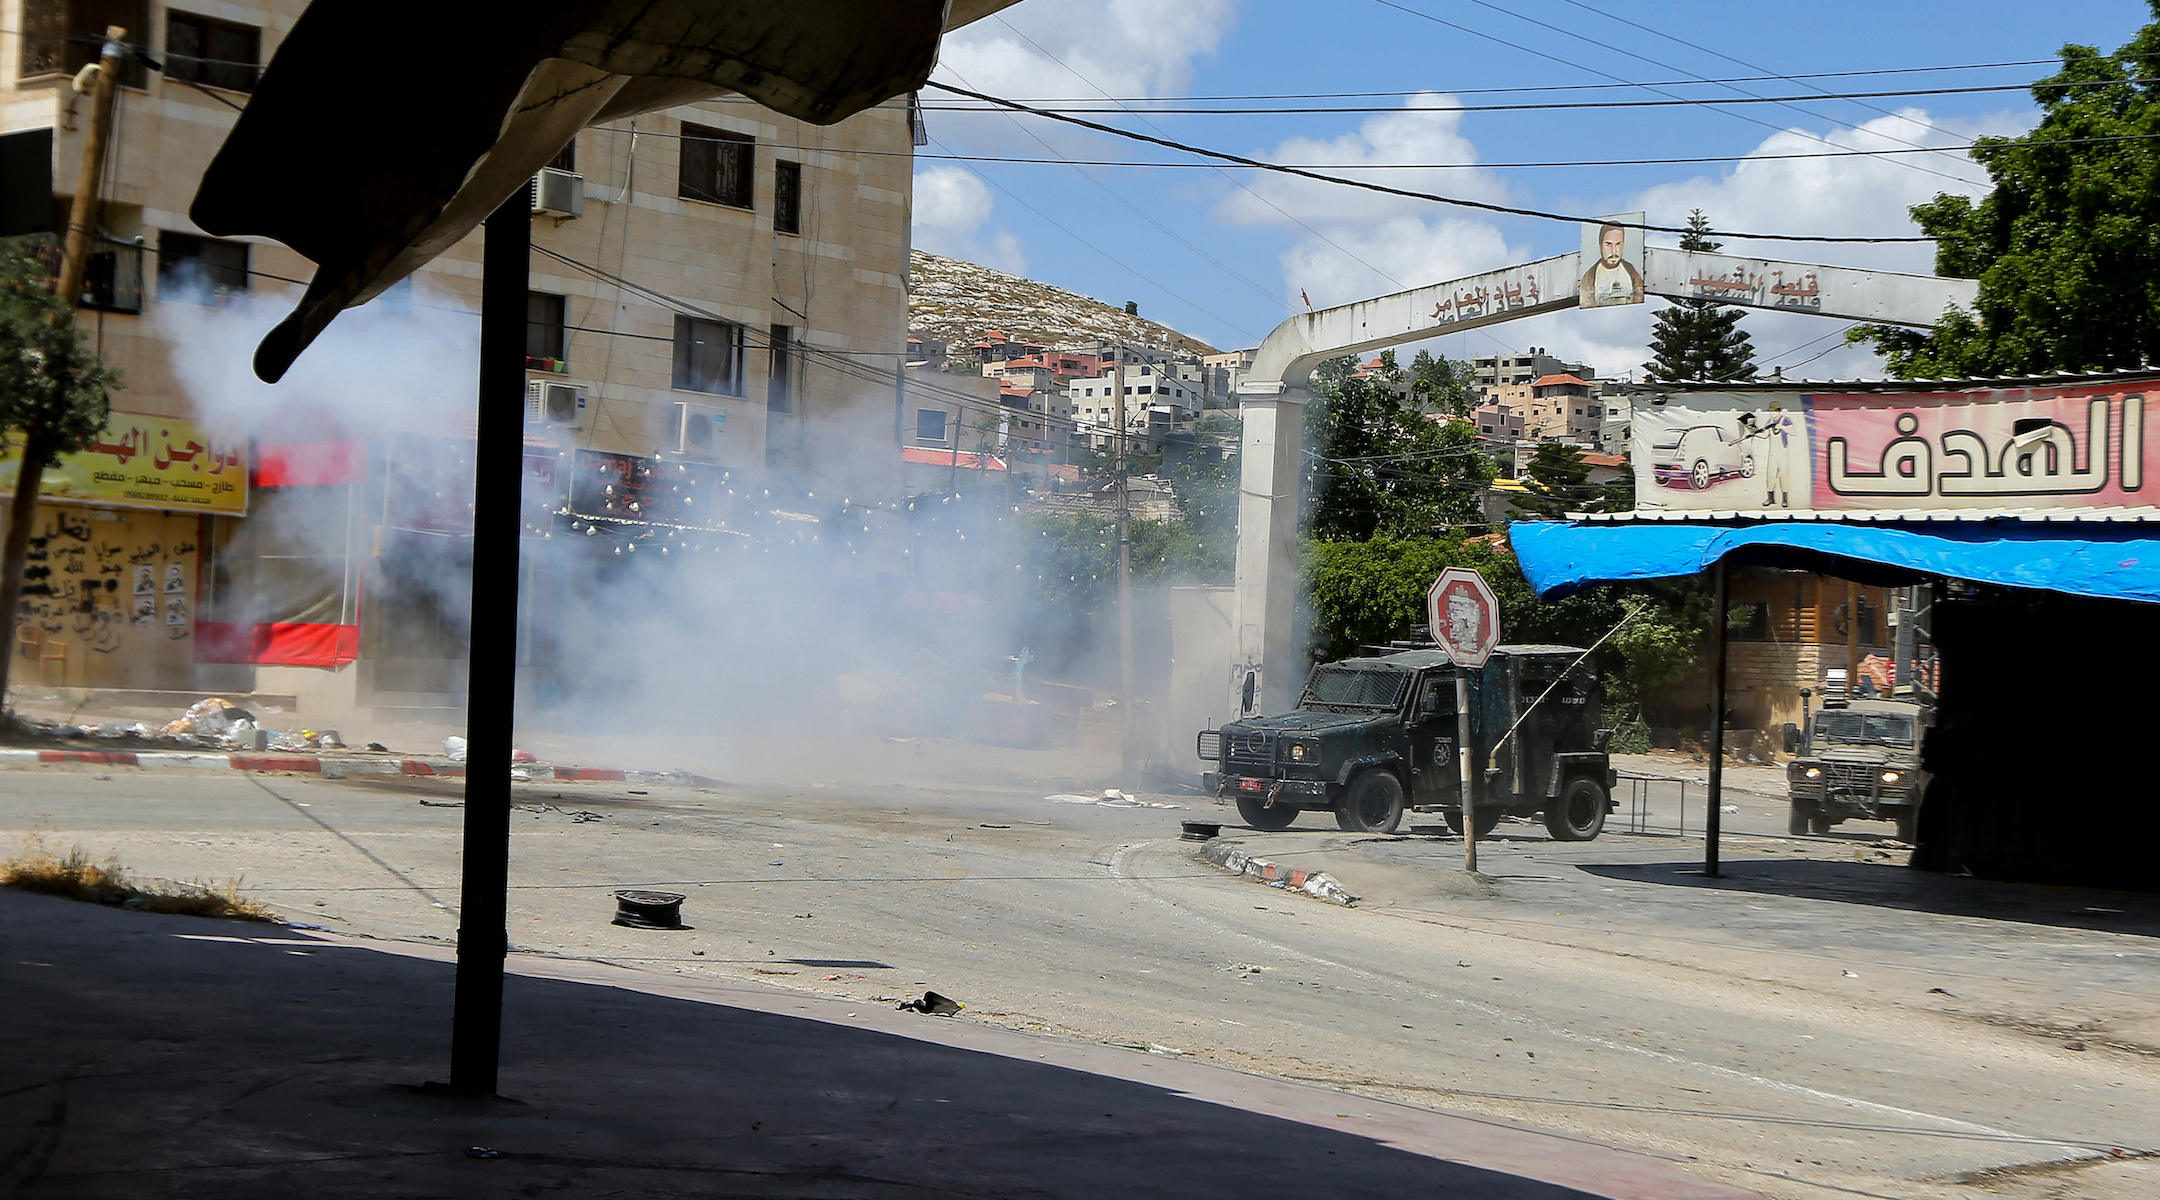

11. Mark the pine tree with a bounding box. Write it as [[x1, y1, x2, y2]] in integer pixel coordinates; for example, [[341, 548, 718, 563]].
[[1641, 212, 1756, 383]]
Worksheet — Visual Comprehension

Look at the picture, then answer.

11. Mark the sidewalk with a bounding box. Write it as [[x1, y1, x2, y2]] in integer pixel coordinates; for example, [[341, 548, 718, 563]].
[[0, 887, 1765, 1199]]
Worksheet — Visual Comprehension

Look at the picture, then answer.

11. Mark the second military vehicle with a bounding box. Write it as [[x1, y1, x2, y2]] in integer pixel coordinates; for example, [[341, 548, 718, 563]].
[[1783, 697, 1929, 841], [1197, 646, 1615, 839]]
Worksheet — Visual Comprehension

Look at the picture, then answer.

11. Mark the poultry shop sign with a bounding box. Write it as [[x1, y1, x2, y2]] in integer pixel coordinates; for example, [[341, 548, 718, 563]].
[[1630, 380, 2159, 515]]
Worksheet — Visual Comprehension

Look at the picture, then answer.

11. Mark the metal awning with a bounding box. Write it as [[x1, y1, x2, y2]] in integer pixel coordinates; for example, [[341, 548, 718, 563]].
[[1510, 518, 2160, 604]]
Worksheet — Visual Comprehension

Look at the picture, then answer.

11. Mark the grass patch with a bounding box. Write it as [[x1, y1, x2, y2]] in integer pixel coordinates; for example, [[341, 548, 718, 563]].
[[1, 835, 277, 922]]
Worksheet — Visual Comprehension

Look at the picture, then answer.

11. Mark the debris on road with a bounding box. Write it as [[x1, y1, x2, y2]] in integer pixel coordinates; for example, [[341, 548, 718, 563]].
[[611, 890, 687, 930], [1196, 840, 1361, 905], [897, 991, 965, 1016], [444, 737, 468, 763]]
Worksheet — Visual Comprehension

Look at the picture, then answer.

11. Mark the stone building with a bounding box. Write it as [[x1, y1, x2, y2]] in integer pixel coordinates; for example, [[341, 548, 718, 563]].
[[3, 0, 916, 720]]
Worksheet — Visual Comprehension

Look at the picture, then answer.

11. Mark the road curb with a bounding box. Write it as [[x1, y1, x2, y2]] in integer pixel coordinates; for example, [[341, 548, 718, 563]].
[[2, 745, 722, 788], [1197, 838, 1361, 905]]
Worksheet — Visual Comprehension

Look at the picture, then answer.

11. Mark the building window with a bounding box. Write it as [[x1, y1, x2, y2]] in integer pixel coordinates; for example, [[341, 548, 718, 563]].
[[679, 123, 752, 209], [672, 315, 744, 395], [773, 160, 802, 235], [547, 138, 576, 173], [156, 230, 247, 301], [20, 0, 149, 86], [916, 409, 947, 444], [526, 291, 566, 366], [165, 10, 260, 92], [1728, 601, 1770, 642], [768, 324, 796, 413]]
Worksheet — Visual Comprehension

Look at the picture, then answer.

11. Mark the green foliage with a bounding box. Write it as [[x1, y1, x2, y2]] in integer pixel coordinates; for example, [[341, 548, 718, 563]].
[[1642, 212, 1756, 383], [1305, 355, 1493, 540], [1852, 11, 2160, 376], [1516, 442, 1632, 518], [0, 242, 120, 462], [1021, 512, 1230, 617], [1303, 536, 1621, 660], [1407, 348, 1478, 418]]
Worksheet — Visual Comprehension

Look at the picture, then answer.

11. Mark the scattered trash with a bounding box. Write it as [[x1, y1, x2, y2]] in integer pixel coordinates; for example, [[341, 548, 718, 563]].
[[897, 991, 964, 1016], [770, 860, 785, 867], [510, 769, 531, 783], [464, 1147, 500, 1160], [315, 730, 345, 749], [1147, 1044, 1185, 1056], [1842, 970, 1860, 978], [366, 742, 389, 753], [610, 889, 686, 930], [1719, 805, 1739, 814], [823, 974, 842, 981], [419, 799, 465, 808], [627, 789, 648, 796], [690, 949, 705, 955], [979, 823, 1011, 829], [1928, 987, 1951, 995], [1181, 821, 1222, 841], [2066, 1041, 2088, 1051], [444, 736, 468, 763]]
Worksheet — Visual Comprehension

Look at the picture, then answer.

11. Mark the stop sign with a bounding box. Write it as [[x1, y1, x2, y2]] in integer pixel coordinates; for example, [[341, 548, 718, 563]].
[[1427, 567, 1501, 668]]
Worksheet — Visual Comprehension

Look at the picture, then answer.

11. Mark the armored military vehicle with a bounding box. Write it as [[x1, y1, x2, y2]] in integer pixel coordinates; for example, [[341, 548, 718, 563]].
[[1197, 646, 1615, 839], [1783, 697, 1929, 841]]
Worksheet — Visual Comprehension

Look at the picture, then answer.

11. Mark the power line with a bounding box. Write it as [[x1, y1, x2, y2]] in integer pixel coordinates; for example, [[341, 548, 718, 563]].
[[918, 80, 2101, 116], [961, 56, 2130, 103], [1363, 0, 1985, 191], [922, 83, 1941, 244]]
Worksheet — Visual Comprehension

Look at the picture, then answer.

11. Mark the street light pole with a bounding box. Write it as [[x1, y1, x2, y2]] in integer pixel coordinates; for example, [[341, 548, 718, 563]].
[[448, 189, 530, 1094]]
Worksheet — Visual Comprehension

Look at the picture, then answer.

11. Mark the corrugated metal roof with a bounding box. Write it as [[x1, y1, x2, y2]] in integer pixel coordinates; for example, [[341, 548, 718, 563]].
[[1623, 369, 2160, 393], [1568, 507, 2160, 523]]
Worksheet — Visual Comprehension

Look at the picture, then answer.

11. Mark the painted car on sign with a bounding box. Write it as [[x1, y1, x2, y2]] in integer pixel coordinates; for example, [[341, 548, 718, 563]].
[[1651, 423, 1755, 491]]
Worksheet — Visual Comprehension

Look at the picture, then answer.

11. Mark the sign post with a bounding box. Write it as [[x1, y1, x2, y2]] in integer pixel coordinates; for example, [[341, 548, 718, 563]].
[[1428, 568, 1500, 873]]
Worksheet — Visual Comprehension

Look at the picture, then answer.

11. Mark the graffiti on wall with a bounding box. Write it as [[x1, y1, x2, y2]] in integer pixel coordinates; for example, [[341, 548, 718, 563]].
[[12, 506, 199, 688]]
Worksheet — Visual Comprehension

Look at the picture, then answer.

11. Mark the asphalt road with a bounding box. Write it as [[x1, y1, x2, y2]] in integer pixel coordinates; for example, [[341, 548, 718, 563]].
[[3, 760, 2155, 1200]]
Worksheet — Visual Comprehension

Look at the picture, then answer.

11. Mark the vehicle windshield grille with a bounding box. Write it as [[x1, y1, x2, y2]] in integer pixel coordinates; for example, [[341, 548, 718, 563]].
[[1302, 667, 1408, 710], [1814, 712, 1915, 747]]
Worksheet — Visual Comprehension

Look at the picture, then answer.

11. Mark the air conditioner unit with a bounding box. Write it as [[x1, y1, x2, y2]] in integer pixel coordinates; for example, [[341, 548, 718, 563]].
[[531, 167, 584, 219], [671, 401, 727, 458], [526, 379, 588, 430]]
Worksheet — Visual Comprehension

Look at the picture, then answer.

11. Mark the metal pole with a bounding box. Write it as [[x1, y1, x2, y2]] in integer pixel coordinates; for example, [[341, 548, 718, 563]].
[[1705, 558, 1729, 877], [1457, 673, 1476, 873], [1114, 349, 1136, 780], [1844, 578, 1861, 697], [448, 189, 530, 1094]]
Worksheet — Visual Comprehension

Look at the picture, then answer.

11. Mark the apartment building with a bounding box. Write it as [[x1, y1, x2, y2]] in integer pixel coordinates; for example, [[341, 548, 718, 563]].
[[1471, 348, 1591, 402], [2, 0, 915, 718]]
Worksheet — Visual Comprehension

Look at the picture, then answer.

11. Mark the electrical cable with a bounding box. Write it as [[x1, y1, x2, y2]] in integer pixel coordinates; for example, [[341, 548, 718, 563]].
[[1362, 0, 1985, 190], [917, 80, 2107, 116], [922, 83, 1941, 244]]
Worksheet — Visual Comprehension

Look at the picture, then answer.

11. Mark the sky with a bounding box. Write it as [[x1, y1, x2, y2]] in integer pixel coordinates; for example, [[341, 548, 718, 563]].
[[913, 0, 2154, 380]]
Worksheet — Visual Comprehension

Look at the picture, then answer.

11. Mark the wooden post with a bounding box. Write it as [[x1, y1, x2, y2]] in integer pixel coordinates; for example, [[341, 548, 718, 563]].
[[447, 189, 530, 1094]]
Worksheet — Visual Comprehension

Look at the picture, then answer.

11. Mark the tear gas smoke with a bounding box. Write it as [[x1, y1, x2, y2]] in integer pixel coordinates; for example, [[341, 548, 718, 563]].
[[160, 271, 1137, 785]]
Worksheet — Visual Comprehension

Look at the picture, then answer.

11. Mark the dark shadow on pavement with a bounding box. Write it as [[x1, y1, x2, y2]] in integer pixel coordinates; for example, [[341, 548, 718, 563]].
[[1580, 857, 2160, 939], [0, 889, 1740, 1199]]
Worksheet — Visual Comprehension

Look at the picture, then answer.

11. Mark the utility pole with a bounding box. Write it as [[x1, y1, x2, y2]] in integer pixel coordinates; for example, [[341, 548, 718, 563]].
[[1844, 579, 1861, 696], [1113, 349, 1137, 782], [56, 28, 125, 309], [0, 27, 123, 712]]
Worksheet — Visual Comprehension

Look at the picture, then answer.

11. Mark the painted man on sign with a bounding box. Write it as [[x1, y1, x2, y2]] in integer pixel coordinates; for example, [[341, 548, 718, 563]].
[[1578, 217, 1645, 308]]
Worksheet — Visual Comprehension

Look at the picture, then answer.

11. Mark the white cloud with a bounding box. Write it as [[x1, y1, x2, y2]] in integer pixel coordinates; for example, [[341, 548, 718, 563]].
[[911, 165, 1028, 273], [1217, 95, 1509, 229], [938, 0, 1236, 103], [1282, 216, 1524, 312]]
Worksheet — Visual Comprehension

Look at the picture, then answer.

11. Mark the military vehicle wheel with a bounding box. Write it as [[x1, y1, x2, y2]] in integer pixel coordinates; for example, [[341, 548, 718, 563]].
[[1335, 770, 1405, 834], [1236, 794, 1299, 831], [1787, 800, 1813, 836], [1895, 807, 1919, 843], [1544, 777, 1609, 841], [1808, 813, 1837, 835], [1444, 805, 1501, 838]]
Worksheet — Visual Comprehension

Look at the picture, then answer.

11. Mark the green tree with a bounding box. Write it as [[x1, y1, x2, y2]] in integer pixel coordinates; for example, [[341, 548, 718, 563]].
[[1642, 211, 1757, 382], [1850, 10, 2160, 375], [1516, 441, 1632, 517], [1407, 348, 1478, 417], [1304, 355, 1493, 540], [0, 242, 122, 713]]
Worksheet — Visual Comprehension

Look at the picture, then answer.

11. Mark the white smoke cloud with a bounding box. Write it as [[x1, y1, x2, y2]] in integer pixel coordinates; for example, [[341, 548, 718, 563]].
[[911, 165, 1028, 272]]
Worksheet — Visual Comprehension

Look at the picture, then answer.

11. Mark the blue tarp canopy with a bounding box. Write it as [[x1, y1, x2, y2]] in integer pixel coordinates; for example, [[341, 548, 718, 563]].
[[1509, 520, 2160, 604]]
